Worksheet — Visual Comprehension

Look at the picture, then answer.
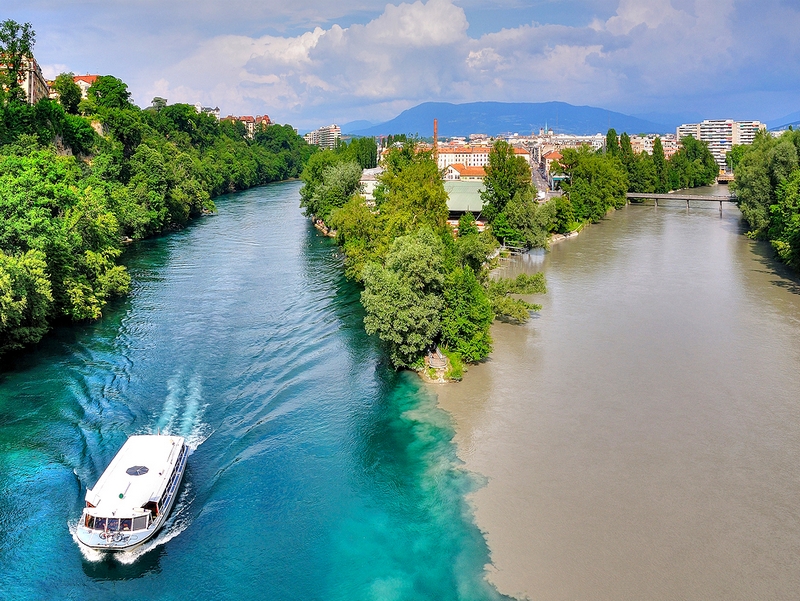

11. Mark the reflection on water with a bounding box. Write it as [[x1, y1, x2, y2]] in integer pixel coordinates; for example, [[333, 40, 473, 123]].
[[438, 199, 800, 600]]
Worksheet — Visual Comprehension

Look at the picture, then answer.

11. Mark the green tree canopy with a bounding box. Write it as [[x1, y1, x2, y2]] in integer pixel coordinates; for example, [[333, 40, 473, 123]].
[[361, 228, 445, 367], [52, 73, 82, 114], [87, 76, 132, 111], [0, 20, 35, 103], [481, 140, 532, 222]]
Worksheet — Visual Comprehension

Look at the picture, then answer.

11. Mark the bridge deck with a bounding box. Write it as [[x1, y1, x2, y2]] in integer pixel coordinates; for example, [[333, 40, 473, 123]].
[[626, 193, 735, 202]]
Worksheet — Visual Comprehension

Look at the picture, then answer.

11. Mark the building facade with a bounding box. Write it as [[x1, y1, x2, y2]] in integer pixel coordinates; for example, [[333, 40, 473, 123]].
[[73, 75, 99, 99], [676, 119, 766, 169], [304, 124, 341, 149]]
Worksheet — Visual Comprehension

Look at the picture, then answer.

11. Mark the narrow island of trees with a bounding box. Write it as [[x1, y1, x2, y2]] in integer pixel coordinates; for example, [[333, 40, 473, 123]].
[[301, 140, 546, 379], [0, 21, 313, 356]]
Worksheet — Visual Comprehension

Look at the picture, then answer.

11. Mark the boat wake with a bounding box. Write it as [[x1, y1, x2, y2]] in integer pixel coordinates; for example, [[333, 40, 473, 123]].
[[153, 370, 211, 451]]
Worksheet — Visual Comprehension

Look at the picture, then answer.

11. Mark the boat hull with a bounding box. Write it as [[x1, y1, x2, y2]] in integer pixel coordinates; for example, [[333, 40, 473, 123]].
[[75, 441, 188, 552]]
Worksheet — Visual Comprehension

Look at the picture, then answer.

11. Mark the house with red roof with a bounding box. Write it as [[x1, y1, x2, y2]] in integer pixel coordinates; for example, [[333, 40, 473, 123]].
[[73, 74, 99, 99]]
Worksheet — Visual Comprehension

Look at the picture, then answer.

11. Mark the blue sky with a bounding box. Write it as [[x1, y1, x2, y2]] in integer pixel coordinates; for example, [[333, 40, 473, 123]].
[[7, 0, 800, 129]]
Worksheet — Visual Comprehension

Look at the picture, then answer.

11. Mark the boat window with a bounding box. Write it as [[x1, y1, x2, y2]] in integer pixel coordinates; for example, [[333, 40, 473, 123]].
[[120, 518, 132, 531], [133, 515, 148, 530], [93, 517, 106, 530], [85, 515, 94, 529], [107, 518, 120, 532]]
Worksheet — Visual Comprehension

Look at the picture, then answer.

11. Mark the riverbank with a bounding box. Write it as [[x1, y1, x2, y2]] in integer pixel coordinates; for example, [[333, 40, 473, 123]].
[[433, 201, 800, 599]]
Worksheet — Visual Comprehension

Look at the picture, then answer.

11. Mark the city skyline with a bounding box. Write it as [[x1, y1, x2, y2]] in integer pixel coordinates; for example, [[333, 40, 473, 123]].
[[7, 0, 800, 129]]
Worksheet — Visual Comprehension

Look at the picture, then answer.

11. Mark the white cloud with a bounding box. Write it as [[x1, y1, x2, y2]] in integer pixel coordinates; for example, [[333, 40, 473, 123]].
[[36, 0, 798, 126]]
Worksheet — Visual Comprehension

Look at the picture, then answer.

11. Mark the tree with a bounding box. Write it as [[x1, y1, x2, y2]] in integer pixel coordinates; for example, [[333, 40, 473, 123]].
[[51, 73, 82, 114], [87, 76, 132, 110], [361, 228, 445, 367], [0, 20, 35, 103], [726, 145, 746, 172], [652, 136, 668, 193], [556, 146, 628, 222], [619, 132, 634, 174], [605, 128, 619, 156], [441, 267, 493, 362], [0, 249, 52, 353], [486, 273, 546, 322], [378, 144, 448, 239], [481, 140, 532, 222], [667, 136, 718, 190], [151, 97, 168, 112]]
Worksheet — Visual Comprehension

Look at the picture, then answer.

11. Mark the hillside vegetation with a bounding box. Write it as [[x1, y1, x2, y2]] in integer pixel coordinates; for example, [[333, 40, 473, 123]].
[[0, 21, 312, 355]]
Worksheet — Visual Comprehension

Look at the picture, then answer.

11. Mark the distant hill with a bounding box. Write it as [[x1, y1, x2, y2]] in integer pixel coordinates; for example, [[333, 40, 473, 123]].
[[350, 101, 669, 137], [341, 120, 376, 134], [767, 110, 800, 131]]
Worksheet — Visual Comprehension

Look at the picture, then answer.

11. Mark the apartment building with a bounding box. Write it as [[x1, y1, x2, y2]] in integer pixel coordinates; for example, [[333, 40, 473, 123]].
[[676, 119, 766, 169], [304, 124, 341, 149], [2, 55, 50, 104], [437, 145, 531, 170]]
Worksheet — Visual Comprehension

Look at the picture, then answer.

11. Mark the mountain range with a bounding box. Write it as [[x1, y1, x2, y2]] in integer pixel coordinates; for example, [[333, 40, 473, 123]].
[[345, 102, 675, 138]]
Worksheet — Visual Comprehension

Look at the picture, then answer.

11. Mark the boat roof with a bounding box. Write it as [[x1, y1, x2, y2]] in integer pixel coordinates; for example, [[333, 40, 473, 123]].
[[85, 435, 184, 516]]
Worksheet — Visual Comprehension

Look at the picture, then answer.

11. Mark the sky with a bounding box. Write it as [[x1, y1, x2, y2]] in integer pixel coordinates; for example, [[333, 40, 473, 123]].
[[7, 0, 800, 129]]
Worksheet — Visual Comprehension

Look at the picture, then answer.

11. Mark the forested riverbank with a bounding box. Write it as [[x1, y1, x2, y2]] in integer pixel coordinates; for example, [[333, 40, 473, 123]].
[[0, 21, 312, 356], [732, 129, 800, 269]]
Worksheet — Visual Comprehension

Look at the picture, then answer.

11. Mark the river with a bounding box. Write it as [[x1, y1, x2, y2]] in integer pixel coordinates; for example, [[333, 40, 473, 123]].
[[0, 181, 509, 601], [437, 185, 800, 599]]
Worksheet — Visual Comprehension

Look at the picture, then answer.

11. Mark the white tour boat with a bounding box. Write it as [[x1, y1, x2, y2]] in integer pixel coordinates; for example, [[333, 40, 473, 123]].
[[75, 434, 188, 552]]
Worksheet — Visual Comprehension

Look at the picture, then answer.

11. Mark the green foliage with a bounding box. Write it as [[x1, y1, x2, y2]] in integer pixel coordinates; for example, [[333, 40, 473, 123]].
[[0, 147, 130, 344], [0, 63, 312, 354], [457, 212, 479, 237], [306, 161, 362, 224], [52, 73, 82, 115], [726, 144, 747, 172], [605, 129, 619, 156], [0, 20, 35, 103], [306, 139, 548, 370], [556, 146, 628, 222], [652, 137, 668, 193], [481, 140, 533, 222], [361, 228, 445, 368], [378, 145, 448, 239], [667, 136, 718, 190], [441, 348, 464, 381], [0, 249, 52, 353], [87, 76, 133, 111], [495, 189, 554, 248], [440, 267, 493, 362], [551, 196, 576, 233], [728, 129, 800, 269], [486, 273, 546, 322], [339, 137, 378, 169]]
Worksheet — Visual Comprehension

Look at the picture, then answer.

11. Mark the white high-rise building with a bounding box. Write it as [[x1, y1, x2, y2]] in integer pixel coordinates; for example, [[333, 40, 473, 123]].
[[304, 124, 341, 149], [676, 119, 766, 169]]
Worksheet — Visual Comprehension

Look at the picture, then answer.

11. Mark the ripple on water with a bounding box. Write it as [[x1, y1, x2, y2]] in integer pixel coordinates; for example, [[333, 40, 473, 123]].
[[0, 182, 509, 601]]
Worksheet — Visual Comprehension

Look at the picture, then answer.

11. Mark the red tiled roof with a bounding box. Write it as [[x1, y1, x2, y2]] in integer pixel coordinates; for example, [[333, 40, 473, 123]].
[[73, 75, 99, 84]]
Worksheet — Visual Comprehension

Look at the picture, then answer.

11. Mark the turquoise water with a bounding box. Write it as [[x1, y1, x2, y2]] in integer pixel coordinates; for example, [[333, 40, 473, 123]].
[[0, 182, 509, 601]]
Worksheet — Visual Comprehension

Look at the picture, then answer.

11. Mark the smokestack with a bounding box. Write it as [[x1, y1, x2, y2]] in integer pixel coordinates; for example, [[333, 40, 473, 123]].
[[433, 119, 438, 163]]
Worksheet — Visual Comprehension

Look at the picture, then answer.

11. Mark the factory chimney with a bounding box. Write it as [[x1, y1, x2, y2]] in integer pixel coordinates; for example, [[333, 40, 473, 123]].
[[433, 119, 438, 163]]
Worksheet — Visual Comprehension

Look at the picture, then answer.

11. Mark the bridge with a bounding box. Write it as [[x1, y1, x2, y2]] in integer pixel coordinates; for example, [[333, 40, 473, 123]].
[[626, 192, 736, 210]]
